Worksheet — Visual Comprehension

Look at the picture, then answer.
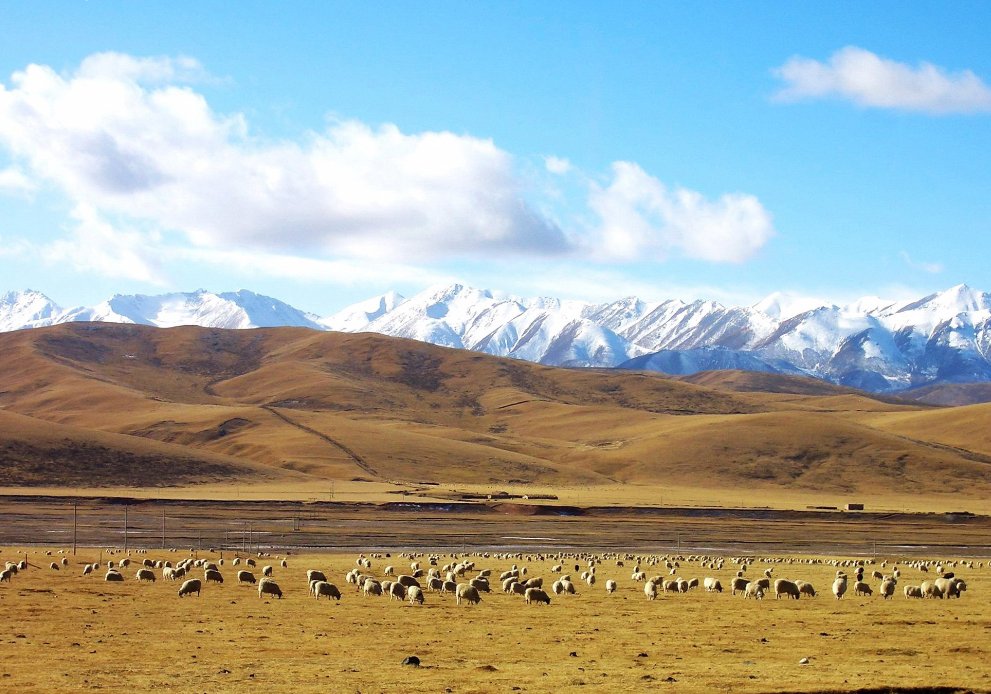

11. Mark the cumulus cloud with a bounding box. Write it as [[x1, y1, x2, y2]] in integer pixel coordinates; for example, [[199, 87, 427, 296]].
[[0, 165, 36, 196], [0, 52, 776, 282], [773, 46, 991, 114], [0, 52, 566, 262], [588, 162, 774, 263], [41, 205, 166, 283]]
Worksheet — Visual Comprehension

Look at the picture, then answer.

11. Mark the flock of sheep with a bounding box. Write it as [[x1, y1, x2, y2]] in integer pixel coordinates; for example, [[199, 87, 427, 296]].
[[0, 547, 978, 612]]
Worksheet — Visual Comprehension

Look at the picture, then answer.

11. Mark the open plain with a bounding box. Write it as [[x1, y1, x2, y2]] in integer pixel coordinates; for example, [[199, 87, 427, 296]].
[[1, 541, 988, 693], [2, 323, 991, 691]]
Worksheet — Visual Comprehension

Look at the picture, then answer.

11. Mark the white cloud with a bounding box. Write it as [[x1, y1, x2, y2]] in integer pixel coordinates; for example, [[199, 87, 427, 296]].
[[41, 205, 166, 283], [0, 53, 566, 262], [0, 52, 776, 282], [0, 165, 36, 196], [588, 162, 774, 263], [773, 46, 991, 114], [544, 155, 572, 175], [899, 250, 944, 274]]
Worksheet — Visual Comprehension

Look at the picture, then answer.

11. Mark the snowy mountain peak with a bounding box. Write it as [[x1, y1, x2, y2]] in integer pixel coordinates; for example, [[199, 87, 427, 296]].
[[2, 284, 991, 392], [0, 289, 63, 331]]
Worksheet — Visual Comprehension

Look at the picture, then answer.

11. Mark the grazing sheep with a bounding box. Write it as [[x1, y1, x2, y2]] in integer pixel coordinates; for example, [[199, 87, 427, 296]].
[[796, 581, 816, 598], [773, 579, 800, 600], [178, 578, 201, 597], [205, 569, 224, 584], [82, 564, 94, 576], [49, 562, 59, 571], [469, 577, 490, 593], [951, 578, 967, 597], [921, 580, 943, 599], [307, 569, 327, 583], [237, 570, 256, 585], [441, 580, 458, 594], [853, 581, 872, 597], [61, 557, 68, 566], [135, 568, 156, 582], [363, 578, 383, 597], [407, 586, 424, 605], [384, 565, 395, 576], [105, 570, 124, 582], [662, 579, 679, 593], [605, 579, 617, 594], [455, 583, 481, 605], [743, 582, 764, 600], [903, 585, 923, 599], [525, 587, 551, 605], [262, 565, 273, 577], [396, 575, 420, 589], [731, 577, 750, 596], [880, 577, 896, 599], [388, 582, 407, 601], [703, 577, 723, 593], [831, 575, 848, 600], [0, 568, 13, 582], [644, 580, 658, 600], [934, 577, 959, 598], [314, 581, 342, 600], [427, 577, 444, 592], [258, 578, 283, 599]]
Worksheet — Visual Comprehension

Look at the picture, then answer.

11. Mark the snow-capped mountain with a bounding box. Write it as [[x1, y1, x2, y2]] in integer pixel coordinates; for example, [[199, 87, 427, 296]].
[[0, 289, 63, 331], [0, 289, 324, 331], [3, 283, 991, 393]]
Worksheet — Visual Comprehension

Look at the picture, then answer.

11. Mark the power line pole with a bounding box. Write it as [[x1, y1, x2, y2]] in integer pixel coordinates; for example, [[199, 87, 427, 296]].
[[72, 502, 78, 556], [162, 508, 166, 549], [123, 506, 128, 553]]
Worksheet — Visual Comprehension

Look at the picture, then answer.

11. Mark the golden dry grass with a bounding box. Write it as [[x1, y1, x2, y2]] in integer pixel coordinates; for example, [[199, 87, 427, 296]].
[[2, 323, 991, 509], [1, 545, 988, 693]]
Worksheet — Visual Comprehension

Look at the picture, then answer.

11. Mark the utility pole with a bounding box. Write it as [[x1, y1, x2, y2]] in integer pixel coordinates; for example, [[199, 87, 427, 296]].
[[72, 502, 78, 556], [123, 506, 128, 553], [162, 508, 166, 549]]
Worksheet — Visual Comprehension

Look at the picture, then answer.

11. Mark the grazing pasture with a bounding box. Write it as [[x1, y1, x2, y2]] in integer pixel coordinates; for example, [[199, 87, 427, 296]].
[[0, 545, 988, 693]]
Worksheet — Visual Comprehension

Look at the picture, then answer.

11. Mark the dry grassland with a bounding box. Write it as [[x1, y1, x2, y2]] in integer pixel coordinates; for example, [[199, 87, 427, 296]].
[[1, 546, 989, 693]]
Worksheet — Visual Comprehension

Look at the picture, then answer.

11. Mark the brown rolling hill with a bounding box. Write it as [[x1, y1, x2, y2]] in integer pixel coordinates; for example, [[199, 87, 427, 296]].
[[1, 322, 991, 501]]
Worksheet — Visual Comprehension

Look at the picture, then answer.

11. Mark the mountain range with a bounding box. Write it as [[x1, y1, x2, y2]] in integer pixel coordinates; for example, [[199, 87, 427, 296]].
[[3, 283, 991, 395]]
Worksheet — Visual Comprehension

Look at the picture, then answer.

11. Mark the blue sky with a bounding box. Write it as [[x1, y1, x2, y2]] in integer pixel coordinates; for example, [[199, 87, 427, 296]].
[[1, 2, 989, 315]]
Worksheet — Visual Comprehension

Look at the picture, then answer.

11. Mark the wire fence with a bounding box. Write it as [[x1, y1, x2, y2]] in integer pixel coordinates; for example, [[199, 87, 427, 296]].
[[2, 497, 990, 559]]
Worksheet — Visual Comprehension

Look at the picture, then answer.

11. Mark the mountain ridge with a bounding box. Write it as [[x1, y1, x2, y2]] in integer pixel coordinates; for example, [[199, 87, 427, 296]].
[[4, 283, 991, 397]]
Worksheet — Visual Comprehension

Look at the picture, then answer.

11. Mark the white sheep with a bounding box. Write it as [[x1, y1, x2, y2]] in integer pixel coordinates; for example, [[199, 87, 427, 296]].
[[773, 578, 800, 599], [237, 570, 256, 584], [388, 582, 407, 601], [921, 580, 943, 599], [524, 587, 551, 605], [743, 581, 764, 600], [455, 583, 481, 605], [644, 580, 658, 600], [135, 568, 156, 582], [262, 565, 273, 577], [407, 586, 424, 605], [796, 580, 816, 598], [853, 580, 872, 597], [363, 578, 382, 597], [703, 577, 723, 593], [903, 585, 923, 599], [831, 575, 848, 600], [879, 577, 896, 599], [258, 578, 283, 599], [307, 569, 327, 583], [605, 579, 617, 594], [105, 569, 124, 582], [177, 578, 201, 597], [205, 568, 224, 584], [314, 581, 342, 600]]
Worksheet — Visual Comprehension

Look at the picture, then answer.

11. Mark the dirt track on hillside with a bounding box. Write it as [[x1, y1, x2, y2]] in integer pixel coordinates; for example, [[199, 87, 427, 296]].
[[2, 495, 989, 557]]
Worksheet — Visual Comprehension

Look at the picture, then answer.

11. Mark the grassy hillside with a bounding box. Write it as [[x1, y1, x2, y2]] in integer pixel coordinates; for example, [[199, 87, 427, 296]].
[[1, 323, 990, 502]]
